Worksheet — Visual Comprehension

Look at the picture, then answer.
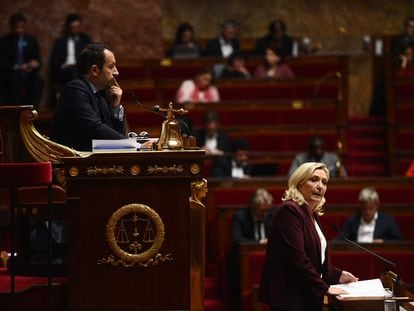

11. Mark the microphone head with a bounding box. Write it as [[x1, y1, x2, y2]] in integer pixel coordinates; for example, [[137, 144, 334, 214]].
[[153, 105, 160, 112]]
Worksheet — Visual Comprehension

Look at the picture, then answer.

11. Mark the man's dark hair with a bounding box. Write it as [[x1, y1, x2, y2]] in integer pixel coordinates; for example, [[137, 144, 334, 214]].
[[9, 12, 26, 28], [64, 12, 81, 34], [77, 43, 110, 74], [204, 110, 221, 125]]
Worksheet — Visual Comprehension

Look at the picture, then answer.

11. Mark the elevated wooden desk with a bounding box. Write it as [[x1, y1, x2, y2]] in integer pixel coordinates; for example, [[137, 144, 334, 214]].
[[63, 150, 205, 311]]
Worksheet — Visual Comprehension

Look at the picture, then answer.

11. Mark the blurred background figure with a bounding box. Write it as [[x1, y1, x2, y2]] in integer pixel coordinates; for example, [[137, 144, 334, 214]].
[[220, 51, 251, 79], [339, 187, 402, 243], [195, 111, 230, 155], [396, 43, 414, 77], [229, 188, 274, 310], [210, 138, 251, 178], [1, 12, 43, 108], [50, 13, 92, 98], [167, 22, 201, 59], [253, 46, 295, 79], [204, 19, 240, 58], [253, 19, 294, 56], [390, 16, 414, 61], [176, 67, 220, 103], [288, 136, 347, 177]]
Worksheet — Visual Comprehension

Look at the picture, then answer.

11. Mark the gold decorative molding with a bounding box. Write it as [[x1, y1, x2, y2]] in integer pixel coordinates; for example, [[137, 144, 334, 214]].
[[87, 165, 124, 176], [69, 166, 79, 177], [130, 165, 141, 176], [190, 163, 200, 175], [19, 109, 90, 188], [189, 178, 208, 208], [98, 203, 172, 268], [147, 164, 183, 174]]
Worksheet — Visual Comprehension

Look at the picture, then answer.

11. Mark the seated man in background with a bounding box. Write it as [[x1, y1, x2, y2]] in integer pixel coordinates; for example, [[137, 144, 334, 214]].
[[340, 187, 403, 243], [288, 136, 346, 177], [194, 111, 230, 155], [51, 42, 126, 151], [204, 19, 240, 58], [229, 188, 274, 310], [210, 138, 252, 178], [219, 51, 251, 79]]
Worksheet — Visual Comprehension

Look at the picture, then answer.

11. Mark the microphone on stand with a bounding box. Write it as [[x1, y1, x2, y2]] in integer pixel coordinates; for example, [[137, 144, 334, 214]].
[[332, 224, 400, 281], [128, 91, 166, 118]]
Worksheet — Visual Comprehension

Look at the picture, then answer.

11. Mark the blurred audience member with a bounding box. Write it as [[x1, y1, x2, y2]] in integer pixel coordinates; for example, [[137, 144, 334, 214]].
[[210, 138, 251, 178], [50, 13, 92, 94], [195, 111, 231, 155], [176, 67, 220, 103], [288, 136, 346, 177], [229, 188, 274, 310], [167, 22, 201, 59], [1, 12, 43, 108], [405, 160, 414, 176], [204, 19, 240, 58], [396, 44, 414, 77], [253, 19, 294, 56], [232, 188, 274, 245], [390, 16, 414, 60], [254, 46, 294, 79], [220, 51, 251, 79], [340, 187, 403, 243]]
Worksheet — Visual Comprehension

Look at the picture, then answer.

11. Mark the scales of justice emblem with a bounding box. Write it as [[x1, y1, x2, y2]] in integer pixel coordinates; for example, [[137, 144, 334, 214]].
[[98, 203, 173, 267]]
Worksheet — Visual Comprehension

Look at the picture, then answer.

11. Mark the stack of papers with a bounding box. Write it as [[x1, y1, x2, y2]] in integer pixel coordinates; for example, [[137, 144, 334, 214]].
[[330, 278, 389, 299], [92, 138, 139, 152]]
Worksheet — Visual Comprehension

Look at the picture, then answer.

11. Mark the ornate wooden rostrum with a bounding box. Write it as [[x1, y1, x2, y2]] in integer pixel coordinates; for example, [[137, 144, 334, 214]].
[[63, 150, 205, 311]]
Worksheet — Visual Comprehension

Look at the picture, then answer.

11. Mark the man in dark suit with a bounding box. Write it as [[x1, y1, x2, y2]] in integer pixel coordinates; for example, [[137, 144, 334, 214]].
[[253, 19, 294, 56], [210, 138, 252, 178], [204, 19, 240, 58], [229, 188, 274, 310], [340, 187, 403, 242], [50, 13, 92, 94], [51, 43, 126, 151], [1, 12, 43, 107], [195, 111, 230, 155]]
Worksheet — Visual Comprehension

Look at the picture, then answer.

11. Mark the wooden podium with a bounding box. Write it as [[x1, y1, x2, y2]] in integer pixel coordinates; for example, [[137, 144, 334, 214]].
[[63, 150, 206, 311]]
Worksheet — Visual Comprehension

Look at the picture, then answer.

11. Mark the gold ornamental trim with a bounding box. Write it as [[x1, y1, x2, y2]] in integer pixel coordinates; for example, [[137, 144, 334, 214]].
[[147, 164, 183, 174], [190, 163, 200, 175], [87, 165, 124, 176], [69, 166, 79, 177], [130, 165, 141, 176], [98, 203, 172, 268]]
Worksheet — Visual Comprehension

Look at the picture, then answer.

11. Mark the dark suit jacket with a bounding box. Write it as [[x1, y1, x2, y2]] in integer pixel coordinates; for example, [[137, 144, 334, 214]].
[[51, 77, 125, 151], [194, 129, 231, 152], [210, 155, 252, 178], [232, 207, 273, 245], [340, 212, 403, 242], [50, 33, 92, 83], [1, 33, 41, 71], [258, 200, 342, 311], [204, 37, 240, 57], [253, 34, 294, 56]]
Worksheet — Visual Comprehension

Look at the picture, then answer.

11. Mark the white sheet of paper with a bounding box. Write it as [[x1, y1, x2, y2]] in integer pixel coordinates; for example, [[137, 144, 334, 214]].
[[330, 278, 388, 298], [92, 138, 139, 151]]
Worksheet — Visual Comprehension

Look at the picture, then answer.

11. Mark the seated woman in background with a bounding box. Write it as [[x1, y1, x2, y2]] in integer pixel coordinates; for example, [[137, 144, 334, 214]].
[[167, 22, 201, 59], [220, 51, 251, 79], [396, 43, 414, 77], [254, 47, 295, 80], [176, 67, 220, 103]]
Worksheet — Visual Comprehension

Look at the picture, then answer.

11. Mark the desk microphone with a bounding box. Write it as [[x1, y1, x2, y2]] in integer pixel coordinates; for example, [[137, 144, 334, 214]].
[[128, 91, 166, 118], [332, 224, 400, 280], [128, 91, 192, 136]]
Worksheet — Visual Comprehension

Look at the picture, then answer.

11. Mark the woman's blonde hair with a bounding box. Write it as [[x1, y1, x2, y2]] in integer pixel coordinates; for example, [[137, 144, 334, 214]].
[[282, 162, 329, 214]]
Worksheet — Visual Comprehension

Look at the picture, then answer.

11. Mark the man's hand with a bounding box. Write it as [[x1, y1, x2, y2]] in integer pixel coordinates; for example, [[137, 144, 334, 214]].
[[106, 79, 123, 108]]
